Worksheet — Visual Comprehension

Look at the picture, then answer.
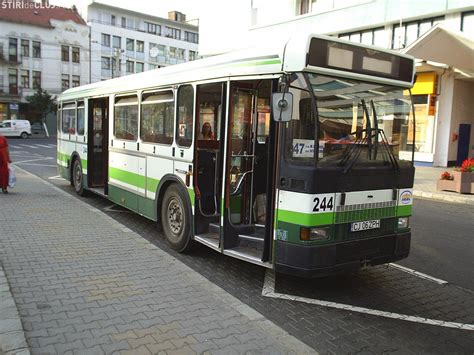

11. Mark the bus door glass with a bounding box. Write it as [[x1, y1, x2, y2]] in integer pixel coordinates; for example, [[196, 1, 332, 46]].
[[227, 86, 257, 225], [88, 97, 109, 188], [194, 82, 226, 233]]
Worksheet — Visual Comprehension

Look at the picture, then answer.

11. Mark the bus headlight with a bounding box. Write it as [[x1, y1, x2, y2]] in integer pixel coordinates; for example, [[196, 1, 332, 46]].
[[397, 217, 409, 229], [300, 227, 330, 241]]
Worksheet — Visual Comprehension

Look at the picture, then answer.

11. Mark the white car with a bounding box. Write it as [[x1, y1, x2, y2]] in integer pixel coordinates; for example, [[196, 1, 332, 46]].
[[0, 120, 32, 139]]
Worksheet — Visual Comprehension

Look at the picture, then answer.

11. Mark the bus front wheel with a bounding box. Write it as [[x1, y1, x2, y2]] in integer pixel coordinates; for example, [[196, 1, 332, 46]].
[[161, 184, 193, 252]]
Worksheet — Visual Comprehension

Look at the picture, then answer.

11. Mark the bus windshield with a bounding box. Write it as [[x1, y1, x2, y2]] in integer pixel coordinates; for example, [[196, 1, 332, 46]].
[[286, 73, 415, 170]]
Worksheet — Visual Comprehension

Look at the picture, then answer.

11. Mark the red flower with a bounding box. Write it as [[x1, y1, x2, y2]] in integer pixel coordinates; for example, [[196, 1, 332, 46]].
[[459, 158, 474, 173], [441, 171, 453, 180]]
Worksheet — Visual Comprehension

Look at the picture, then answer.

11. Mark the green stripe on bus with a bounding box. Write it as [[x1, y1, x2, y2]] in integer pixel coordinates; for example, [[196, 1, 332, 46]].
[[277, 209, 334, 226], [57, 152, 88, 169], [109, 167, 146, 190], [397, 205, 412, 216], [233, 59, 282, 67]]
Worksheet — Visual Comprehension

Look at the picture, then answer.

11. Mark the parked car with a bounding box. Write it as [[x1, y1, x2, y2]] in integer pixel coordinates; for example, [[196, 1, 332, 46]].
[[0, 120, 32, 139], [31, 121, 44, 133]]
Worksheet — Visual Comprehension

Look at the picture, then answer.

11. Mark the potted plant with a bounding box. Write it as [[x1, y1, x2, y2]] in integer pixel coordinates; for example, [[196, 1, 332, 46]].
[[437, 158, 474, 194]]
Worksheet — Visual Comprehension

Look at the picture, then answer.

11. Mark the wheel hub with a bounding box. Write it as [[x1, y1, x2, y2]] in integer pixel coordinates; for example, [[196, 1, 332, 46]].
[[167, 198, 183, 235]]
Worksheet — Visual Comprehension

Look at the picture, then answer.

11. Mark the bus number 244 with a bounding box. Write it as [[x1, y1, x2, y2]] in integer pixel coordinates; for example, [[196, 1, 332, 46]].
[[313, 196, 334, 212]]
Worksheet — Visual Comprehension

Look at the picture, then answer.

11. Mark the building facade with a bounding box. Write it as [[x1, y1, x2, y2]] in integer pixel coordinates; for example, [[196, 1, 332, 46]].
[[87, 2, 199, 83], [0, 0, 89, 121], [199, 0, 473, 167]]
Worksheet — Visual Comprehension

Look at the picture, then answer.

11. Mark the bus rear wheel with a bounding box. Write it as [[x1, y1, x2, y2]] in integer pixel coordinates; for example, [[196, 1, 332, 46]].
[[72, 158, 86, 196], [161, 184, 193, 252]]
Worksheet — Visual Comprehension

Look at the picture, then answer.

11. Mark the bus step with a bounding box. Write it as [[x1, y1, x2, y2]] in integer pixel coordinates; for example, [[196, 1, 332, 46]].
[[224, 246, 271, 268], [209, 223, 220, 234], [238, 234, 264, 243], [194, 232, 220, 251]]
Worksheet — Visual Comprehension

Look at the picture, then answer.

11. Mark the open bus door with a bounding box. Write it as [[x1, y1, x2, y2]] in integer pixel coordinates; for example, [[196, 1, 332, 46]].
[[87, 97, 109, 194], [193, 79, 276, 266]]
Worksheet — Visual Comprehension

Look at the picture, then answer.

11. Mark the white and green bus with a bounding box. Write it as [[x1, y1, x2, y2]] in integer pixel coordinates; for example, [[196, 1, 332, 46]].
[[58, 34, 416, 277]]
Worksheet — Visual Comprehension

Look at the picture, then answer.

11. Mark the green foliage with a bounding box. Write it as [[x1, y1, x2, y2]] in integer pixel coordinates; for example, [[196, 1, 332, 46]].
[[25, 88, 57, 122]]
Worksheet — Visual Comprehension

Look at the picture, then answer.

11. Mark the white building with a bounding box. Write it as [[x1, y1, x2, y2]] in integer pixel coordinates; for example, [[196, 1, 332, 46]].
[[87, 2, 199, 83], [0, 0, 89, 121], [199, 0, 474, 167]]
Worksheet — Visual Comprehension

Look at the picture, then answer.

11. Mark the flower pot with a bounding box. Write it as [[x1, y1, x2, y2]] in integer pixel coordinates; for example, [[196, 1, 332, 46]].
[[437, 171, 474, 194]]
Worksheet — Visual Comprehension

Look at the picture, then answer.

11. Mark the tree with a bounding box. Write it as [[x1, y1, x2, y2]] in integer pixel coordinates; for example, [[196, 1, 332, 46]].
[[26, 88, 56, 137]]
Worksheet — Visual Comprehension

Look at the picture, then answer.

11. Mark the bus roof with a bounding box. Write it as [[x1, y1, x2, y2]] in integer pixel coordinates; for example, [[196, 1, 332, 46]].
[[60, 34, 414, 102]]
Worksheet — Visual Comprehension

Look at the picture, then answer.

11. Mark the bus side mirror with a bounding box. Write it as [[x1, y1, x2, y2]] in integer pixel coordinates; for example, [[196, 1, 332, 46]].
[[272, 92, 293, 122]]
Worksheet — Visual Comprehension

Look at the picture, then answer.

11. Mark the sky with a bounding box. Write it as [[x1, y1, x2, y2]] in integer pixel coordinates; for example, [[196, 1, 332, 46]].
[[48, 0, 203, 22]]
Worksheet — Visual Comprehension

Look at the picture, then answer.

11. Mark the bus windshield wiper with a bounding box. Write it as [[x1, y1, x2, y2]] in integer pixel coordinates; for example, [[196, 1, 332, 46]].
[[370, 99, 399, 172]]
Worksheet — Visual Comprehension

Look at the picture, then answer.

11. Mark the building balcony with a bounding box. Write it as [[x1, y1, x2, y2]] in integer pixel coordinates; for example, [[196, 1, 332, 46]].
[[0, 54, 21, 66], [0, 86, 22, 100]]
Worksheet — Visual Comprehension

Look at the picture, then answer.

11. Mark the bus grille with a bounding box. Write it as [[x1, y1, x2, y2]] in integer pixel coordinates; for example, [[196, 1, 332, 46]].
[[335, 201, 396, 224]]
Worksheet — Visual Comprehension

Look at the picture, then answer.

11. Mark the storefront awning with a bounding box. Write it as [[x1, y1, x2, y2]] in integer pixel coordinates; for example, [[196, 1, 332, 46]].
[[403, 25, 474, 73]]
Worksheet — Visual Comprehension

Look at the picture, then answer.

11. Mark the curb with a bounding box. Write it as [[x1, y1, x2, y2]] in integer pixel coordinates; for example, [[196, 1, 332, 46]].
[[0, 264, 30, 355], [413, 190, 474, 205]]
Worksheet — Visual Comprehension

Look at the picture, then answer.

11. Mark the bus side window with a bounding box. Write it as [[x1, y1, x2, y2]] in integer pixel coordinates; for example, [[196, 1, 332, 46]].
[[176, 85, 194, 147]]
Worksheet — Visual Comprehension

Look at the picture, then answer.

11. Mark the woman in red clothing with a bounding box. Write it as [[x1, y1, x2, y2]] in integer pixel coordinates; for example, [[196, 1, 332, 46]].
[[0, 134, 12, 194]]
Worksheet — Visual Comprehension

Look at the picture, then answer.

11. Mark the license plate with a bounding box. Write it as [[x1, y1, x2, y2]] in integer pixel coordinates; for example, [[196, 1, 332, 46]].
[[350, 219, 380, 232]]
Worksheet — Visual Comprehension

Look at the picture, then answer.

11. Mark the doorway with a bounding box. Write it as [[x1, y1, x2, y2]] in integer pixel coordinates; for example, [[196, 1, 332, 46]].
[[87, 97, 109, 193]]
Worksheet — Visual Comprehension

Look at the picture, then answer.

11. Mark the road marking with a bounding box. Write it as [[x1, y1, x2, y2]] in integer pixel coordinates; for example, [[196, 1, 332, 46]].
[[388, 263, 448, 285], [48, 175, 63, 180], [11, 157, 54, 164], [262, 270, 474, 331], [18, 144, 38, 149], [35, 144, 55, 148], [13, 163, 57, 167]]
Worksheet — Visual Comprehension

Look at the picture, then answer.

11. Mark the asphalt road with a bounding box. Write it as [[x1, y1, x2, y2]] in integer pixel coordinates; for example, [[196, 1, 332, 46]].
[[6, 136, 474, 354]]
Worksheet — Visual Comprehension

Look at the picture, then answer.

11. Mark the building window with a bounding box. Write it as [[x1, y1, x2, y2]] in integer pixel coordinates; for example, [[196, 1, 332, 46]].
[[72, 47, 80, 63], [126, 60, 134, 73], [112, 36, 121, 49], [169, 46, 177, 58], [136, 62, 144, 72], [121, 17, 126, 28], [101, 33, 110, 47], [111, 14, 116, 26], [126, 38, 134, 51], [101, 56, 111, 70], [114, 95, 138, 141], [166, 27, 181, 40], [9, 69, 18, 94], [72, 75, 80, 87], [21, 39, 29, 57], [9, 38, 17, 62], [62, 74, 70, 91], [157, 44, 166, 57], [297, 0, 316, 15], [32, 71, 41, 89], [136, 40, 144, 53], [146, 22, 160, 35], [461, 11, 474, 34], [176, 85, 194, 147], [20, 70, 29, 88], [176, 48, 185, 60], [338, 27, 385, 47], [61, 45, 69, 62], [189, 50, 197, 61], [184, 31, 198, 43], [32, 41, 41, 58], [140, 90, 174, 144], [392, 16, 444, 49]]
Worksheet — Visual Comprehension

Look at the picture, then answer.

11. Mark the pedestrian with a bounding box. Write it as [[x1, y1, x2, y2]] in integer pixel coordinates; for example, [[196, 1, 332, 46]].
[[0, 133, 12, 194]]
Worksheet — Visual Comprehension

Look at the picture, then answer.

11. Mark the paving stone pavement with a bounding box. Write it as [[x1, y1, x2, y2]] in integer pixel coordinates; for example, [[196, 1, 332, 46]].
[[0, 169, 315, 354]]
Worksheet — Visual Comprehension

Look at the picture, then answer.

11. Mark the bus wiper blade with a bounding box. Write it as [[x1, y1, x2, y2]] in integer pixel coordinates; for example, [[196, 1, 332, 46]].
[[370, 100, 379, 160], [361, 99, 372, 160]]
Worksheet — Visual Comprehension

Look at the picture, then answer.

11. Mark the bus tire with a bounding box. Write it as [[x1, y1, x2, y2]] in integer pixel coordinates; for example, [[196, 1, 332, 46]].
[[161, 184, 193, 252], [72, 158, 86, 196]]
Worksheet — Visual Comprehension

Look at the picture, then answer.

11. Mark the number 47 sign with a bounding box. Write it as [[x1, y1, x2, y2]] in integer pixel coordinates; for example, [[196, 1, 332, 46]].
[[292, 139, 314, 158]]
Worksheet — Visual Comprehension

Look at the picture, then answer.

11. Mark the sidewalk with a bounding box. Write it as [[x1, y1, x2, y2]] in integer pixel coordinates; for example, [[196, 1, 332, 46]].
[[0, 169, 314, 354], [414, 166, 474, 205]]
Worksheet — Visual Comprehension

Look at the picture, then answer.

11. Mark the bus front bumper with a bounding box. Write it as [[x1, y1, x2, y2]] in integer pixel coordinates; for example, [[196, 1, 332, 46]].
[[274, 232, 410, 278]]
